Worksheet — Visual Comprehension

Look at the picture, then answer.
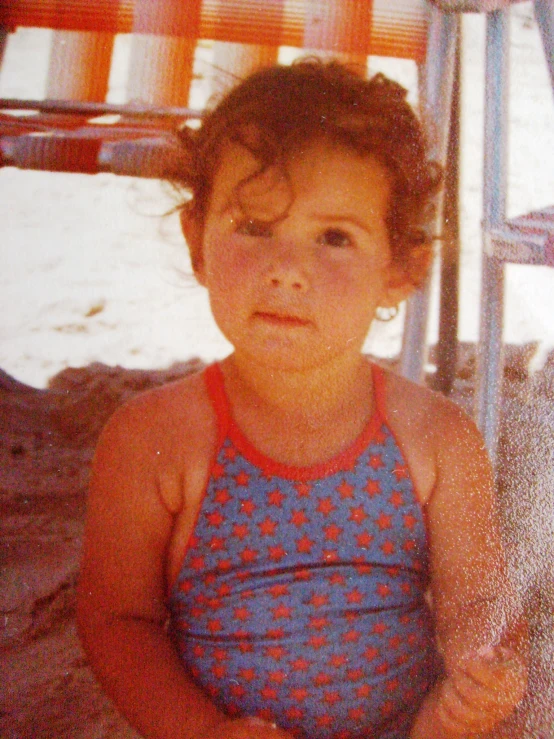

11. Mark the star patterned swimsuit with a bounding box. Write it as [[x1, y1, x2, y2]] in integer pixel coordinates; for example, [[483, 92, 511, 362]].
[[169, 362, 440, 739]]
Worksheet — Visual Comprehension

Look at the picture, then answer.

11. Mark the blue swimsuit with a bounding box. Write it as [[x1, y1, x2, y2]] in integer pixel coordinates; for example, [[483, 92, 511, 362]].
[[169, 363, 440, 739]]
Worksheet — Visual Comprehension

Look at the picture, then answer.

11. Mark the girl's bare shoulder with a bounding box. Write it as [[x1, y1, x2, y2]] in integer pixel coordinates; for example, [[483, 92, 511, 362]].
[[96, 366, 216, 470], [382, 365, 477, 442]]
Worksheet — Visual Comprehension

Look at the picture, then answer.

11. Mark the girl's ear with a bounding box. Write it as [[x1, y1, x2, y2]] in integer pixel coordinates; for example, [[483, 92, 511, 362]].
[[179, 208, 205, 283], [381, 264, 416, 309]]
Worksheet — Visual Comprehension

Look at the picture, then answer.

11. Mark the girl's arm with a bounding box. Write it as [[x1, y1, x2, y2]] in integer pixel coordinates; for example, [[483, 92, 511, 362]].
[[409, 400, 528, 738], [77, 396, 292, 739]]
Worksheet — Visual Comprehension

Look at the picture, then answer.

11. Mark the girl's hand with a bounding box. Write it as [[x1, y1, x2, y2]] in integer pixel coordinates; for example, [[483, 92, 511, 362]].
[[435, 645, 527, 736], [198, 716, 294, 739]]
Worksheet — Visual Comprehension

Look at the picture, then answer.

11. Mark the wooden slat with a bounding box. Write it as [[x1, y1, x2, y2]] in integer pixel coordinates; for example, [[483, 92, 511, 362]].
[[1, 0, 428, 61]]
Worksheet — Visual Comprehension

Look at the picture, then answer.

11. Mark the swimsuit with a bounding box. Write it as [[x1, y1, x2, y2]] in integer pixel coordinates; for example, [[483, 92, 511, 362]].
[[169, 362, 440, 739]]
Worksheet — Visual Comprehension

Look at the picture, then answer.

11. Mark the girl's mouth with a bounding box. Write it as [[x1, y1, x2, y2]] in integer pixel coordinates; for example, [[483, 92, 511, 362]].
[[254, 311, 311, 327]]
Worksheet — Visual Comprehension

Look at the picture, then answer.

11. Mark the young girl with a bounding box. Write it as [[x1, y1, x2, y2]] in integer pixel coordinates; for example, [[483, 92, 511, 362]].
[[77, 60, 527, 739]]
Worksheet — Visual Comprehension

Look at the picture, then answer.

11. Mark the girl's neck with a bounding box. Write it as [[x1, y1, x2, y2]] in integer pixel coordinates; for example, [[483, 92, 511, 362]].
[[220, 351, 373, 424]]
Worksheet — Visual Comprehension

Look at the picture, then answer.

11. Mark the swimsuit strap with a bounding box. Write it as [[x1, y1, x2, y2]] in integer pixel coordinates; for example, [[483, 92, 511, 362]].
[[204, 362, 231, 448], [370, 362, 388, 424]]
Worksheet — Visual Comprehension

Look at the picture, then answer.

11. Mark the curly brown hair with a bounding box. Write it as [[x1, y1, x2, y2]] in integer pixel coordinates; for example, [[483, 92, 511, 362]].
[[174, 58, 442, 287]]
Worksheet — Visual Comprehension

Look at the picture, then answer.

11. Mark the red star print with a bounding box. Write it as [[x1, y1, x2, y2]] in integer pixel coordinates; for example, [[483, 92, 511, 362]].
[[286, 707, 304, 722], [234, 607, 251, 621], [240, 500, 256, 517], [179, 579, 193, 593], [261, 685, 278, 700], [190, 556, 205, 571], [404, 513, 418, 529], [324, 524, 343, 542], [329, 654, 348, 668], [265, 645, 286, 661], [268, 489, 285, 507], [309, 593, 329, 608], [230, 684, 246, 698], [296, 534, 314, 554], [373, 622, 387, 635], [207, 619, 222, 634], [295, 569, 312, 581], [328, 573, 345, 585], [214, 487, 231, 505], [381, 540, 395, 556], [309, 616, 328, 631], [235, 471, 250, 486], [208, 536, 225, 551], [404, 539, 416, 552], [393, 463, 409, 480], [290, 509, 309, 527], [240, 547, 257, 564], [272, 603, 292, 620], [258, 517, 277, 536], [269, 584, 289, 598], [206, 597, 222, 610], [290, 687, 309, 701], [268, 545, 286, 561], [316, 714, 333, 728], [389, 491, 404, 508], [365, 478, 381, 497], [347, 668, 364, 681], [295, 482, 311, 497], [389, 635, 402, 650], [212, 664, 226, 679], [322, 549, 339, 563], [193, 644, 205, 658], [363, 646, 378, 662], [381, 700, 395, 716], [337, 480, 354, 498], [266, 628, 285, 640], [291, 657, 311, 672], [233, 523, 249, 540], [356, 531, 374, 549], [369, 454, 384, 469], [211, 462, 225, 479], [206, 511, 224, 528], [349, 707, 365, 722], [376, 512, 392, 530], [346, 588, 363, 604], [323, 691, 341, 705], [349, 506, 368, 524], [308, 635, 328, 649], [357, 684, 373, 698], [377, 583, 391, 598], [387, 566, 399, 578], [269, 670, 286, 684], [313, 672, 332, 686], [317, 497, 336, 516], [342, 629, 361, 643]]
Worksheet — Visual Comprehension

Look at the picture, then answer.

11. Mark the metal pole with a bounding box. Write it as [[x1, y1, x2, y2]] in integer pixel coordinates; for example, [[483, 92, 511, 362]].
[[475, 8, 510, 463], [400, 6, 458, 383]]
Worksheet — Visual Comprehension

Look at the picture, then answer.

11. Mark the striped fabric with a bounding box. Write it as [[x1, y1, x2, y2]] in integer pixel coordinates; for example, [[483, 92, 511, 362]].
[[1, 0, 429, 61]]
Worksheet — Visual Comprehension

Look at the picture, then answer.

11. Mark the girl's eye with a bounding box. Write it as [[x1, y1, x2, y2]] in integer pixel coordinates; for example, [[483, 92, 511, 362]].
[[318, 228, 353, 249], [235, 219, 272, 238]]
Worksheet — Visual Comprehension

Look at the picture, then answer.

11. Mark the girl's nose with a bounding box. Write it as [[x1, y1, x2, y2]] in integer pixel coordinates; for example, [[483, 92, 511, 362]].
[[264, 242, 309, 292]]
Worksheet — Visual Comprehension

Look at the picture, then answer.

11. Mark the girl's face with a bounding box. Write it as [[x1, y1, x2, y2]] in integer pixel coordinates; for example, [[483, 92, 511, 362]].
[[190, 140, 410, 373]]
